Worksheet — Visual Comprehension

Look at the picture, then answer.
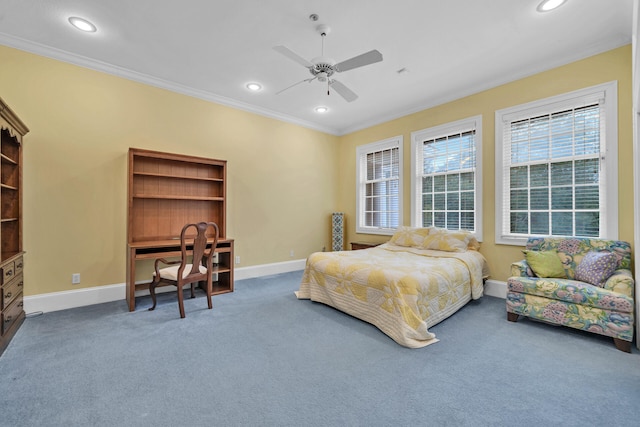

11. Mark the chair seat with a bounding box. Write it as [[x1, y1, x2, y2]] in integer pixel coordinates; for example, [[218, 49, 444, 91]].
[[154, 264, 207, 281]]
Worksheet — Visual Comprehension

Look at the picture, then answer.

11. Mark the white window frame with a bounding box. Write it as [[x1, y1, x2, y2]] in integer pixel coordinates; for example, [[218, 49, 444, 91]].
[[410, 116, 483, 241], [355, 136, 403, 235], [495, 81, 618, 246]]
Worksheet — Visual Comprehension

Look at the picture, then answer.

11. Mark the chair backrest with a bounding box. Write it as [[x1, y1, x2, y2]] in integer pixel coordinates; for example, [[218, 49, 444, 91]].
[[525, 237, 631, 279], [180, 222, 219, 277]]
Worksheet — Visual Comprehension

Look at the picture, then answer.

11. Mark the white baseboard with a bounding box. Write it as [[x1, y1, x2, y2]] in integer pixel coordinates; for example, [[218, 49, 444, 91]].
[[24, 283, 126, 315], [24, 258, 307, 314], [24, 259, 501, 314], [234, 258, 306, 281], [484, 279, 507, 299]]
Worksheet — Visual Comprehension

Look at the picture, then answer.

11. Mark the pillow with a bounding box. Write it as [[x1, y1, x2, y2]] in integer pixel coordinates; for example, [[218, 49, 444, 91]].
[[575, 251, 617, 287], [388, 226, 432, 248], [421, 229, 479, 252], [523, 250, 566, 278]]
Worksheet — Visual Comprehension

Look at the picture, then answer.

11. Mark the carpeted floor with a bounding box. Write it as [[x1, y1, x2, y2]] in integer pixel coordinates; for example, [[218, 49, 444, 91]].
[[0, 270, 638, 426]]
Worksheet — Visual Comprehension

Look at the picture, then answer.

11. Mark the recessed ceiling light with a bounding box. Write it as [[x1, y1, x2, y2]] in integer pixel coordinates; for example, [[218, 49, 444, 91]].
[[246, 82, 262, 92], [69, 17, 97, 32], [314, 106, 328, 113], [537, 0, 567, 12]]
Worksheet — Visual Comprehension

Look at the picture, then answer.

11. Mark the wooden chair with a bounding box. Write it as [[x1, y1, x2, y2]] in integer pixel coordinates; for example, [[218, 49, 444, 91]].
[[148, 222, 219, 318]]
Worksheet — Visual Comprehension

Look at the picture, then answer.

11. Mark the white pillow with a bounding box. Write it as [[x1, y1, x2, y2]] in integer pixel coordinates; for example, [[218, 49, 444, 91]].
[[388, 226, 433, 248], [420, 228, 480, 252]]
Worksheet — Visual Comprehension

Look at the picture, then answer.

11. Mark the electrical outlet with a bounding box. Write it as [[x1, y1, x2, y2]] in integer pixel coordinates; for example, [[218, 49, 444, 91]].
[[290, 249, 294, 258], [72, 273, 81, 284], [235, 256, 240, 265]]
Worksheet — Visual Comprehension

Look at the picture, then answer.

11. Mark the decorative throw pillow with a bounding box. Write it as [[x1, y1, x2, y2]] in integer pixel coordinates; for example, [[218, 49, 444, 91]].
[[575, 251, 617, 287], [421, 229, 479, 252], [523, 250, 566, 278], [388, 226, 432, 248]]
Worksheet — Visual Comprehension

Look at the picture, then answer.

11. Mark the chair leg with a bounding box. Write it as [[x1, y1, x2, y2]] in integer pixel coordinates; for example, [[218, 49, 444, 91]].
[[190, 282, 196, 299], [206, 278, 213, 310], [613, 338, 631, 353], [177, 284, 186, 318], [507, 312, 519, 322], [148, 279, 159, 311]]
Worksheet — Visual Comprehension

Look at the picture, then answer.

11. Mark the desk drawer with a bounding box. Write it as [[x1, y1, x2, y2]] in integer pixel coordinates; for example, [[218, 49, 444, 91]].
[[2, 273, 23, 310], [2, 295, 24, 335], [1, 261, 15, 285]]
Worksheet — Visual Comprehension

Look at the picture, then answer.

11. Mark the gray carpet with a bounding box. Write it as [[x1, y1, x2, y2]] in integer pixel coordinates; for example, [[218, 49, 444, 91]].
[[1, 270, 638, 427]]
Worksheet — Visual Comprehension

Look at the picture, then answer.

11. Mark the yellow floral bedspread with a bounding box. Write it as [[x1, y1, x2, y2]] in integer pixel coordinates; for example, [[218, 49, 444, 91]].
[[296, 243, 488, 348]]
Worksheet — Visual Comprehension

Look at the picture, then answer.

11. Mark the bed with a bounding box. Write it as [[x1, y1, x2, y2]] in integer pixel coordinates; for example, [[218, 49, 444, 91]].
[[296, 227, 489, 348]]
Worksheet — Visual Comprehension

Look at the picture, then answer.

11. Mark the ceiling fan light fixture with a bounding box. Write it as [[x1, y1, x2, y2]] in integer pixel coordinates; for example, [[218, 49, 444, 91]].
[[537, 0, 567, 12], [246, 82, 262, 92], [68, 17, 97, 32], [314, 106, 329, 113]]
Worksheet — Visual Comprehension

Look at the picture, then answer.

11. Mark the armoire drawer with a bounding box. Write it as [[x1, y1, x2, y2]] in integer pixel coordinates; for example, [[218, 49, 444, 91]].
[[0, 261, 15, 285], [2, 296, 24, 335], [14, 256, 24, 275], [2, 273, 23, 310]]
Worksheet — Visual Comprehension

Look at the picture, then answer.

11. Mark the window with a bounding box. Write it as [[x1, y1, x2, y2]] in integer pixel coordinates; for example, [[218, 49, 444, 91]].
[[411, 116, 482, 239], [356, 136, 402, 235], [495, 81, 618, 245]]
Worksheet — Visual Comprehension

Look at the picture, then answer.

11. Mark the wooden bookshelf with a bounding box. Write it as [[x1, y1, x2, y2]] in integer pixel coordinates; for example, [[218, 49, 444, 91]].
[[0, 97, 28, 355], [126, 148, 233, 311]]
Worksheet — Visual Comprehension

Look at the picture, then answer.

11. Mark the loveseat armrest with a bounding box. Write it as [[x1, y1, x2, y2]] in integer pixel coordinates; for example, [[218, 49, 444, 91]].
[[605, 269, 635, 298], [511, 260, 533, 277]]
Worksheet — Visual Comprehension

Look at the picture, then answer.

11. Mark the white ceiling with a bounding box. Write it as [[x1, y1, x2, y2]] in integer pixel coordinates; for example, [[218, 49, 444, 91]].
[[0, 0, 634, 135]]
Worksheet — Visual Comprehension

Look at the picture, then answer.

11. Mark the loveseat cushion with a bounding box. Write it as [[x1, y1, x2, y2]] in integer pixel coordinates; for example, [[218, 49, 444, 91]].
[[506, 292, 634, 341], [525, 237, 632, 279], [507, 276, 634, 314], [523, 250, 565, 278], [575, 251, 617, 287]]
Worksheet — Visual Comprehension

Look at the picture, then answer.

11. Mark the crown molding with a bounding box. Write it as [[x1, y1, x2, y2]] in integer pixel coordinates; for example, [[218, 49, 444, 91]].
[[0, 32, 340, 136], [0, 32, 631, 138]]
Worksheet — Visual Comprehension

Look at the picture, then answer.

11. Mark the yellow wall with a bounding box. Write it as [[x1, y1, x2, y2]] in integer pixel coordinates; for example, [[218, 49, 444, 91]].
[[0, 43, 633, 297], [339, 45, 634, 281], [0, 45, 340, 295]]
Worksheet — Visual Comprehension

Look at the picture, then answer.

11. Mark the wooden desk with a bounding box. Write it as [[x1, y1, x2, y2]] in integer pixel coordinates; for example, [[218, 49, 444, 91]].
[[126, 238, 234, 312]]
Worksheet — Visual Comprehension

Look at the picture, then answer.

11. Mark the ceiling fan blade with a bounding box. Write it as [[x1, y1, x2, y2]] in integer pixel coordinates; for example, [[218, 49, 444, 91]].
[[335, 49, 383, 72], [276, 77, 317, 95], [273, 45, 314, 68], [329, 80, 358, 102]]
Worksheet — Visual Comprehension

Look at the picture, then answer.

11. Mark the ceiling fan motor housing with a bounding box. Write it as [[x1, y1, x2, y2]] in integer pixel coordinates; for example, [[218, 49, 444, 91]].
[[310, 56, 336, 80]]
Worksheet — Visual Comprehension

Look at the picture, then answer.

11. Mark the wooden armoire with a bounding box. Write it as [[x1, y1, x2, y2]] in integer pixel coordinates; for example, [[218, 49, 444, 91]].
[[0, 98, 28, 355]]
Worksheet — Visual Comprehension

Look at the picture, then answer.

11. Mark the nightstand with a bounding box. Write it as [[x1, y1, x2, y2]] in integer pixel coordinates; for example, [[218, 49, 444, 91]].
[[350, 242, 381, 250]]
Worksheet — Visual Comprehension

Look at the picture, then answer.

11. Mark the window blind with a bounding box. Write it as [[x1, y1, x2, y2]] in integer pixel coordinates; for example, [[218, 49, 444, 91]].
[[356, 136, 403, 234], [420, 130, 476, 230], [502, 103, 603, 238], [363, 146, 400, 229]]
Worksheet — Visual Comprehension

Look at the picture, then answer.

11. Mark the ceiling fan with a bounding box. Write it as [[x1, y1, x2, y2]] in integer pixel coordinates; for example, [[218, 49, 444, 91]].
[[273, 24, 383, 102]]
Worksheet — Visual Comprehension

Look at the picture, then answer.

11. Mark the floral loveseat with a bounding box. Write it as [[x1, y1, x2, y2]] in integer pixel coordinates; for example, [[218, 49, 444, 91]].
[[506, 237, 634, 352]]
